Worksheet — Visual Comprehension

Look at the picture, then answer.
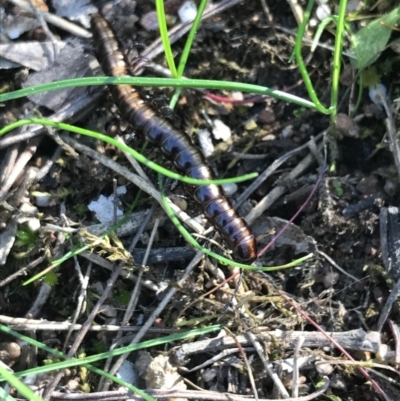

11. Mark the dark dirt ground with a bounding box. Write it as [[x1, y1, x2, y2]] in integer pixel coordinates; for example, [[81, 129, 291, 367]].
[[1, 0, 400, 400]]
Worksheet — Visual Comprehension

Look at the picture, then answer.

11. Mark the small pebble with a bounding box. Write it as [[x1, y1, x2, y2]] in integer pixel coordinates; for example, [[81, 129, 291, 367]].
[[316, 4, 331, 21], [335, 113, 359, 138], [212, 119, 231, 141], [356, 175, 381, 195], [316, 362, 334, 375], [330, 374, 347, 390], [258, 108, 275, 124], [282, 125, 293, 138], [346, 0, 363, 12], [140, 11, 159, 31], [369, 84, 387, 108], [178, 1, 197, 23], [117, 360, 139, 385], [384, 178, 399, 197], [222, 183, 238, 196], [197, 129, 214, 158], [34, 194, 52, 207], [99, 304, 117, 318], [322, 271, 339, 288]]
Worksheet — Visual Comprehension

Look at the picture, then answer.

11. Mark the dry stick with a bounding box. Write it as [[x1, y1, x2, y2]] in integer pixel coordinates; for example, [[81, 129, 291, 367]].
[[379, 84, 400, 178], [224, 326, 259, 401], [0, 315, 181, 334], [62, 260, 93, 353], [51, 383, 331, 401], [60, 134, 205, 235], [79, 251, 159, 292], [7, 0, 91, 38], [97, 207, 159, 391], [101, 219, 160, 390], [43, 263, 126, 398], [236, 132, 323, 211], [0, 144, 19, 185], [101, 251, 205, 391], [25, 282, 52, 319], [317, 250, 360, 283], [34, 146, 63, 183], [292, 336, 305, 399], [8, 166, 37, 206], [376, 277, 400, 332], [0, 136, 41, 202], [245, 139, 323, 226], [179, 347, 256, 373], [0, 90, 104, 150], [388, 320, 400, 365], [278, 291, 391, 401], [242, 322, 290, 399], [0, 254, 46, 287]]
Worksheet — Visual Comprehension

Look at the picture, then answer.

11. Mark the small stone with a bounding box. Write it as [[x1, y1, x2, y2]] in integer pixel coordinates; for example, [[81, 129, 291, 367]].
[[356, 175, 381, 195], [222, 183, 238, 196], [335, 113, 359, 138], [340, 64, 354, 87], [258, 108, 275, 123], [178, 1, 197, 23], [316, 362, 334, 375], [316, 4, 331, 21], [212, 119, 231, 141], [322, 271, 340, 288], [140, 11, 159, 31]]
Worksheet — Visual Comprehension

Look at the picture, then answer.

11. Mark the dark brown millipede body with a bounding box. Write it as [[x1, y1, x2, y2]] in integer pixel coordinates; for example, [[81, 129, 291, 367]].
[[90, 13, 257, 262]]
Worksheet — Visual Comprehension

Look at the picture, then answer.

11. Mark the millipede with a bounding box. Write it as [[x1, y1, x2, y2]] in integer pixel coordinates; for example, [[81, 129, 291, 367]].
[[90, 12, 257, 263]]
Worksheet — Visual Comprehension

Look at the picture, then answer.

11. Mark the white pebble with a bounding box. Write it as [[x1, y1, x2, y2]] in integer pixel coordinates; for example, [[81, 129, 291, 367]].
[[281, 125, 293, 138], [116, 360, 138, 385], [178, 1, 197, 23], [197, 129, 214, 158], [222, 183, 238, 196], [369, 84, 387, 108], [212, 119, 232, 141], [34, 194, 51, 207], [88, 186, 126, 223], [316, 4, 331, 21]]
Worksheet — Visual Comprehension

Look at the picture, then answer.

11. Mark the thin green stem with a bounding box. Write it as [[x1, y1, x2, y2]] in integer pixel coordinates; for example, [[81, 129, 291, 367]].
[[177, 0, 209, 77], [0, 119, 257, 186], [312, 16, 336, 52], [330, 0, 348, 125], [155, 0, 178, 77], [0, 363, 44, 401], [295, 0, 330, 114], [1, 325, 221, 380], [159, 177, 313, 271], [0, 76, 317, 110]]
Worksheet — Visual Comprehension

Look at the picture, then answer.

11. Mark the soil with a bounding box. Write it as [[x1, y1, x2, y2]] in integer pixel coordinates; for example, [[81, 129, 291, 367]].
[[1, 0, 400, 400]]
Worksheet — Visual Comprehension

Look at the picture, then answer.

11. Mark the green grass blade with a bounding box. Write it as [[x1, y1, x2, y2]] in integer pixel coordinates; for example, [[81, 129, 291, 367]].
[[160, 179, 313, 270], [295, 0, 330, 114], [156, 0, 178, 77], [311, 16, 336, 52], [330, 0, 347, 124], [0, 119, 257, 186], [1, 325, 221, 380], [176, 0, 209, 77], [0, 363, 44, 401], [0, 76, 317, 110], [0, 324, 222, 401]]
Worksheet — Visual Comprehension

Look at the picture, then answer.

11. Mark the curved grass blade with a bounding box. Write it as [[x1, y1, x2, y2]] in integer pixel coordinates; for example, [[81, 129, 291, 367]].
[[159, 177, 313, 271], [295, 0, 330, 115], [0, 119, 257, 186], [0, 324, 221, 380], [0, 76, 317, 110]]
